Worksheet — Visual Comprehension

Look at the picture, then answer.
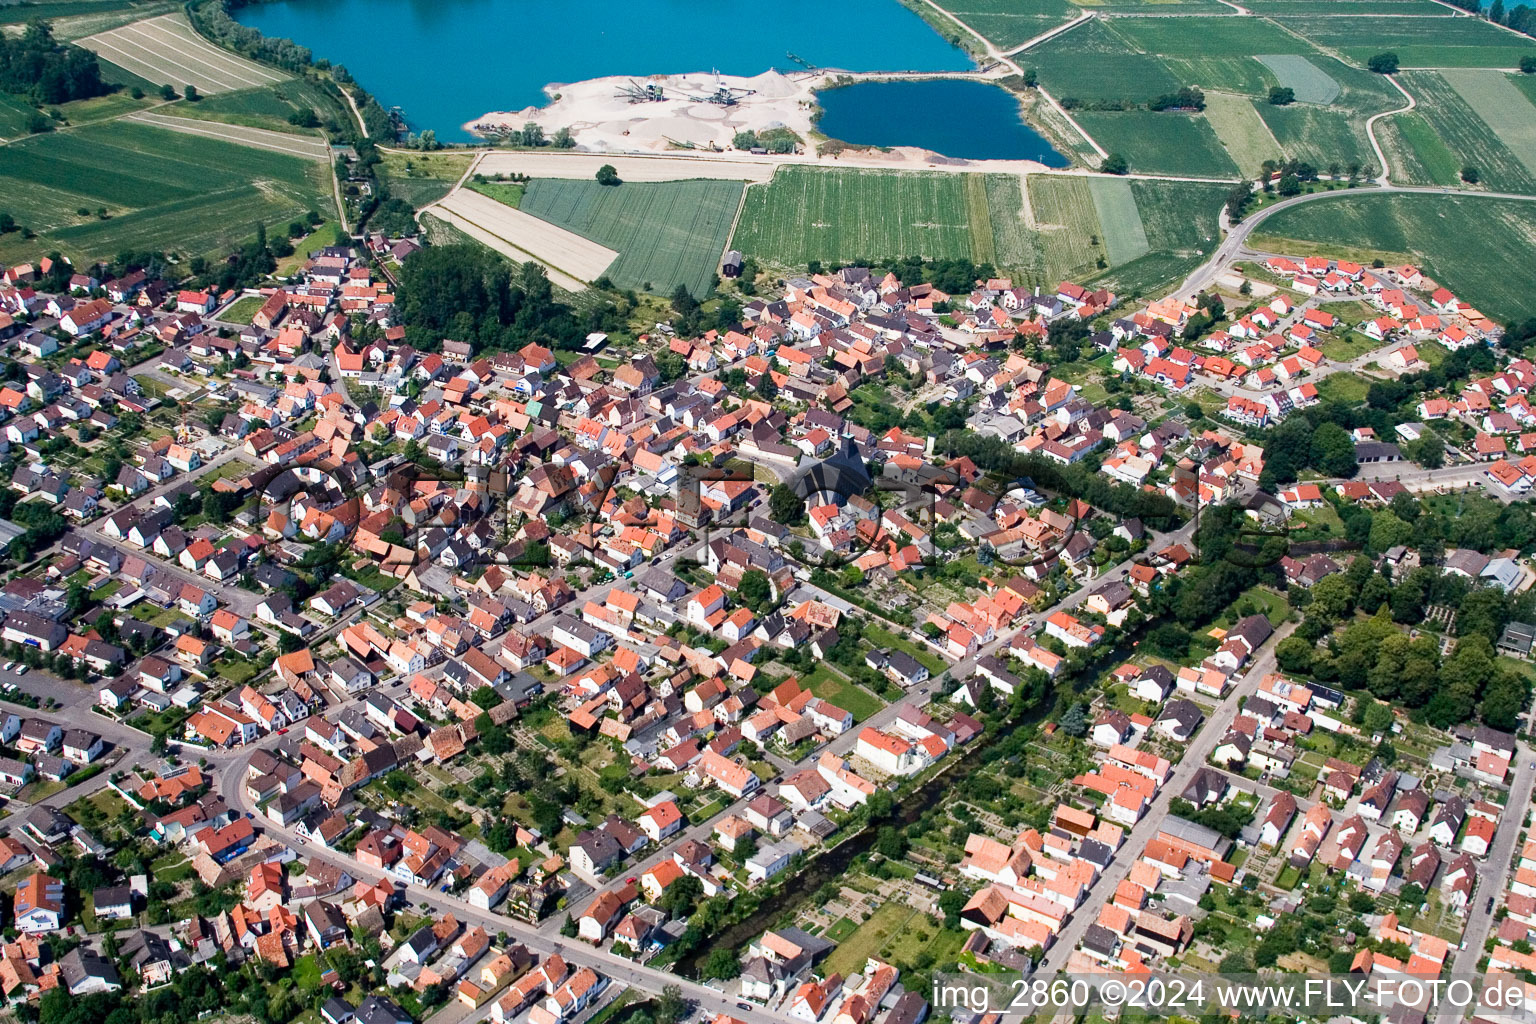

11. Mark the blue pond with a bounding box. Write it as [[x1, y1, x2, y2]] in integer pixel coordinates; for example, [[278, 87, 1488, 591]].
[[815, 79, 1069, 164], [235, 0, 976, 141]]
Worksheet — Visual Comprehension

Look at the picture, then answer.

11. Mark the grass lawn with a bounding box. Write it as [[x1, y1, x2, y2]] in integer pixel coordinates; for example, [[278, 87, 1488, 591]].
[[1316, 332, 1381, 362], [825, 916, 859, 942], [468, 180, 525, 208], [1315, 371, 1371, 405], [291, 953, 324, 991], [863, 622, 947, 675], [800, 663, 885, 722], [215, 658, 259, 685], [220, 294, 264, 324], [277, 219, 346, 277], [17, 779, 67, 802], [824, 901, 965, 980]]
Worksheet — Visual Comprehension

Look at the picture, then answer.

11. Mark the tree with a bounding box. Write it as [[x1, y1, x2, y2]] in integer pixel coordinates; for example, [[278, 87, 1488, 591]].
[[737, 569, 775, 615], [1522, 55, 1536, 73], [1058, 703, 1087, 737], [470, 685, 499, 710], [1275, 635, 1314, 674], [658, 875, 704, 918], [702, 948, 741, 980], [595, 164, 620, 186], [1407, 433, 1445, 468], [160, 83, 176, 100], [519, 122, 544, 147], [655, 985, 687, 1024], [1099, 153, 1129, 175], [1461, 165, 1481, 183], [939, 888, 968, 929], [1277, 173, 1302, 196], [1268, 86, 1296, 105], [0, 212, 12, 234], [1492, 0, 1506, 19], [184, 84, 199, 101], [1368, 52, 1401, 73], [1310, 421, 1358, 477], [768, 483, 804, 525]]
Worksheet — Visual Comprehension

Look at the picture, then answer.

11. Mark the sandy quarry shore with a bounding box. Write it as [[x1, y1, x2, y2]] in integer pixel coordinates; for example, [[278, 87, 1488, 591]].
[[466, 69, 822, 153]]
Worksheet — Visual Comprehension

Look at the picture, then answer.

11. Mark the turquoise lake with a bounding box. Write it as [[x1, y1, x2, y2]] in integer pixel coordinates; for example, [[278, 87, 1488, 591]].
[[235, 0, 976, 142], [815, 79, 1070, 164]]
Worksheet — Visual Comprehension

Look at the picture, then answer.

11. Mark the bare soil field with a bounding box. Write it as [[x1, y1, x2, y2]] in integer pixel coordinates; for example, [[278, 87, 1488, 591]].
[[79, 13, 288, 95]]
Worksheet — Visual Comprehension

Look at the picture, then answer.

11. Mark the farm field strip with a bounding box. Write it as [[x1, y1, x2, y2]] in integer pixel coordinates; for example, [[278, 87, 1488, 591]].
[[1255, 54, 1340, 104], [1439, 69, 1536, 178], [516, 178, 743, 298], [436, 188, 617, 287], [1401, 71, 1536, 193], [964, 174, 998, 267], [983, 174, 1036, 270], [1027, 174, 1104, 281], [1244, 0, 1452, 13], [124, 111, 330, 160], [1274, 13, 1536, 67], [1087, 176, 1150, 265], [79, 13, 286, 94], [1071, 110, 1240, 177], [1378, 112, 1462, 185], [941, 0, 1078, 49], [730, 166, 976, 268], [1202, 90, 1282, 177]]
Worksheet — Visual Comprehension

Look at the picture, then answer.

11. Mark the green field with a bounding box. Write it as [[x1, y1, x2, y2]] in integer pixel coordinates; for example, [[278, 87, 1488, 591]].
[[1275, 14, 1536, 67], [167, 81, 350, 135], [0, 0, 140, 22], [1022, 21, 1181, 103], [0, 118, 329, 264], [1088, 176, 1150, 264], [1439, 69, 1536, 178], [1073, 110, 1239, 177], [1400, 71, 1536, 193], [732, 166, 974, 268], [981, 173, 1035, 268], [941, 0, 1078, 49], [518, 177, 743, 298], [733, 166, 1224, 296], [0, 94, 42, 139], [1028, 175, 1105, 282], [1378, 112, 1462, 185], [1256, 54, 1341, 104], [1204, 91, 1282, 176], [379, 150, 475, 208], [1097, 179, 1229, 296], [1106, 15, 1312, 57], [1244, 0, 1449, 12], [1252, 193, 1536, 318]]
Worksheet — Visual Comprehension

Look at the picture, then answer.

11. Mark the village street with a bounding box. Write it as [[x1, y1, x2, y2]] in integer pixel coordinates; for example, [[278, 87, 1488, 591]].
[[1038, 619, 1300, 971]]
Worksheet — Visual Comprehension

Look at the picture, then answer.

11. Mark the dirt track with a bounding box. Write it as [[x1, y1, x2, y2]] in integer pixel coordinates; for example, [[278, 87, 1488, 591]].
[[474, 152, 775, 183], [435, 189, 617, 290]]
